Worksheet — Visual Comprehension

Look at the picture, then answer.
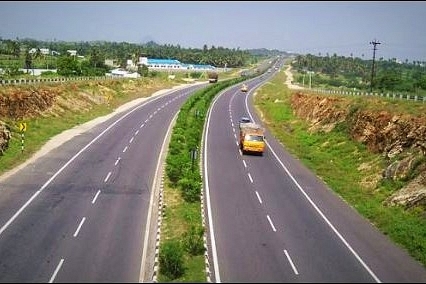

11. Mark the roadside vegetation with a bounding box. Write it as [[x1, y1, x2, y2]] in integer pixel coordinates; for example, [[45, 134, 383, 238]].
[[252, 64, 426, 267], [0, 75, 179, 175], [159, 77, 247, 281], [0, 38, 262, 79], [291, 53, 426, 98]]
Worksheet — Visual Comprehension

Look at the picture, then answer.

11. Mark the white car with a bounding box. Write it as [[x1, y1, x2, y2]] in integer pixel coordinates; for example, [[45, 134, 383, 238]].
[[239, 116, 251, 128]]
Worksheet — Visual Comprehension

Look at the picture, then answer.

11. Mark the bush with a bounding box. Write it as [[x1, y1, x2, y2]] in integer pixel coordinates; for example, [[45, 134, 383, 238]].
[[178, 170, 202, 203], [160, 239, 185, 279], [40, 71, 57, 77], [166, 154, 190, 185], [183, 224, 205, 256]]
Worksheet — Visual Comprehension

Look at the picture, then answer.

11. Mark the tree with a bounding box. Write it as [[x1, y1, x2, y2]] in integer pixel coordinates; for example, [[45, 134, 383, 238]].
[[24, 51, 32, 71], [34, 48, 42, 60], [12, 40, 20, 58], [376, 69, 402, 91], [89, 47, 104, 69], [57, 54, 81, 76], [32, 48, 42, 69], [137, 64, 149, 77]]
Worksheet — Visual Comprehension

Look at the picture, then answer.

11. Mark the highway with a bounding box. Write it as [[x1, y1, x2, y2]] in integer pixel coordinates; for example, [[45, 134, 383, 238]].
[[1, 63, 426, 282], [203, 64, 426, 282], [0, 83, 206, 282]]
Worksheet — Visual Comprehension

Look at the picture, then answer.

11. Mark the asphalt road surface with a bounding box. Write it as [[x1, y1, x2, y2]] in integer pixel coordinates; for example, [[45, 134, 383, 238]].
[[203, 67, 426, 282], [0, 83, 206, 282]]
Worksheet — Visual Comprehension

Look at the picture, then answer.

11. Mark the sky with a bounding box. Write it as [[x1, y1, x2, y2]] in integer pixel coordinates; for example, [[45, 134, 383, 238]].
[[1, 1, 426, 62]]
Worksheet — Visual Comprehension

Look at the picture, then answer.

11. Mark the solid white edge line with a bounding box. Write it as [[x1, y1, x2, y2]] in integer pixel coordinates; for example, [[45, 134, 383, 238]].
[[139, 91, 191, 281], [204, 88, 230, 283], [202, 83, 247, 282], [244, 80, 381, 283]]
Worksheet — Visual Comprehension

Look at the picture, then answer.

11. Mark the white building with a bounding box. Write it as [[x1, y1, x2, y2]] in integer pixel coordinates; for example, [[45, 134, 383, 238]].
[[40, 48, 49, 55], [19, 68, 58, 76], [107, 68, 140, 78], [105, 59, 119, 68], [137, 57, 216, 72], [28, 48, 50, 55], [67, 50, 77, 56]]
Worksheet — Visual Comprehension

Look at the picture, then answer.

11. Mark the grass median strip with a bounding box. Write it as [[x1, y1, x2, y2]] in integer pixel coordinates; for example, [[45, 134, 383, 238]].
[[159, 78, 247, 281]]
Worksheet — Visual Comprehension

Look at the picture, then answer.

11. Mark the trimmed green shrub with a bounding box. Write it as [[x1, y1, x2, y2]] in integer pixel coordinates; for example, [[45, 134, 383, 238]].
[[183, 224, 205, 256], [160, 239, 185, 279], [178, 170, 202, 203]]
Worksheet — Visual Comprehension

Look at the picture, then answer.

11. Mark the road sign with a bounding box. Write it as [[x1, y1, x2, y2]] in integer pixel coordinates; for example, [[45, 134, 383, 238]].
[[19, 122, 27, 132]]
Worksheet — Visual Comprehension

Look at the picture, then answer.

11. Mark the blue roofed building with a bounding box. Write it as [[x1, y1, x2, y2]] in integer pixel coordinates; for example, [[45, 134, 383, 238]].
[[138, 57, 216, 72], [182, 63, 216, 71]]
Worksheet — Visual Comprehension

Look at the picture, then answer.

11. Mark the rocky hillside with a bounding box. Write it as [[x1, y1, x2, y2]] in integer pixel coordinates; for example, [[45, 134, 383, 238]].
[[291, 92, 426, 209], [0, 78, 177, 155], [0, 121, 11, 155]]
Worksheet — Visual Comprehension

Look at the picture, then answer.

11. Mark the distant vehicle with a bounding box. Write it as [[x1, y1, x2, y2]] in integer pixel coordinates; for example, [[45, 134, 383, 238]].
[[239, 122, 266, 155], [238, 116, 251, 128], [240, 69, 250, 77], [207, 71, 218, 83], [241, 84, 248, 92]]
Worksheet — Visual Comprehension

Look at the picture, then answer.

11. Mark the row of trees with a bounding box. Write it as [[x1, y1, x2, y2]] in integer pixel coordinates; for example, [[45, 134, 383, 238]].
[[292, 53, 426, 94], [1, 38, 272, 78], [4, 37, 424, 94]]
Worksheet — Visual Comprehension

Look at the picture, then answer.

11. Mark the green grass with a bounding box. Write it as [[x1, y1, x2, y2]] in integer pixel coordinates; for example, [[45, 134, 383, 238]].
[[0, 102, 112, 174], [0, 78, 179, 175], [158, 78, 247, 282], [159, 184, 206, 282]]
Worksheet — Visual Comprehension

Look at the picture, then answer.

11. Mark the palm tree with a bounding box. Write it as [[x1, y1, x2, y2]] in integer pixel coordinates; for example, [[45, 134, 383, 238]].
[[41, 49, 50, 69], [12, 41, 20, 58], [25, 50, 32, 72], [34, 48, 42, 61]]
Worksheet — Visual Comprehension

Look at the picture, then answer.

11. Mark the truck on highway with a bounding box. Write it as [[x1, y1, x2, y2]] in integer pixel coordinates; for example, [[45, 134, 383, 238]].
[[241, 83, 248, 92], [239, 122, 266, 155], [207, 71, 218, 83]]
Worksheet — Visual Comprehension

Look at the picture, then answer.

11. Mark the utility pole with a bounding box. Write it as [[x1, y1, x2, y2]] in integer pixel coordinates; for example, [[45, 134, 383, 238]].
[[369, 39, 381, 93]]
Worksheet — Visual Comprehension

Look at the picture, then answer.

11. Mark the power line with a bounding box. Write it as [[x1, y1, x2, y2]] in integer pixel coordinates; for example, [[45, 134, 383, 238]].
[[369, 39, 381, 93]]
